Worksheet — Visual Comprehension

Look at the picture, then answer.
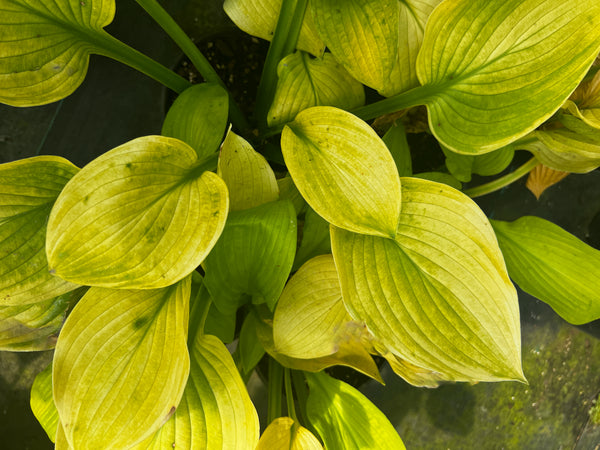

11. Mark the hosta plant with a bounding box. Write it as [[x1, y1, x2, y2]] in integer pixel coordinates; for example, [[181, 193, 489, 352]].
[[2, 0, 600, 448]]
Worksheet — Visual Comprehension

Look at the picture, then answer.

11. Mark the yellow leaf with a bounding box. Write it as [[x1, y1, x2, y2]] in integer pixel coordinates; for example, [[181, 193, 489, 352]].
[[257, 417, 323, 450]]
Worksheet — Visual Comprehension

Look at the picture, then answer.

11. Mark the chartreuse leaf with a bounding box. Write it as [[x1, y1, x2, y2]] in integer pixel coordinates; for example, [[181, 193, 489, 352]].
[[565, 68, 600, 129], [443, 145, 515, 183], [412, 172, 462, 190], [267, 51, 364, 127], [382, 122, 412, 177], [217, 130, 279, 211], [310, 0, 399, 96], [162, 83, 229, 159], [53, 277, 191, 449], [133, 333, 260, 450], [46, 135, 228, 289], [492, 216, 600, 325], [257, 417, 323, 450], [223, 0, 324, 56], [30, 362, 59, 443], [417, 0, 600, 154], [0, 156, 78, 306], [203, 200, 297, 314], [331, 177, 524, 383], [293, 206, 331, 271], [305, 372, 405, 450], [281, 107, 401, 238]]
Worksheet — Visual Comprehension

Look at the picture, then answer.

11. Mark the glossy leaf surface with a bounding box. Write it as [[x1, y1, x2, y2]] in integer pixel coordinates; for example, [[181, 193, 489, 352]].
[[30, 363, 59, 443], [282, 107, 401, 238], [418, 0, 600, 153], [306, 372, 405, 450], [492, 216, 600, 324], [0, 0, 115, 106], [257, 417, 323, 450], [0, 156, 78, 306], [162, 83, 229, 159], [268, 51, 364, 126], [47, 136, 228, 289], [53, 278, 191, 449], [331, 177, 524, 382]]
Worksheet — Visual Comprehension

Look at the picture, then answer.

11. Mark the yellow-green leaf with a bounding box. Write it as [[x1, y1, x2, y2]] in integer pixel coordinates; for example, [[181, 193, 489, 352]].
[[30, 362, 59, 443], [492, 216, 600, 325], [238, 312, 266, 375], [418, 0, 600, 153], [133, 333, 260, 450], [162, 83, 229, 159], [53, 278, 191, 449], [293, 206, 331, 271], [267, 51, 365, 127], [257, 417, 323, 450], [310, 0, 399, 96], [223, 0, 324, 56], [0, 0, 116, 106], [566, 67, 600, 129], [306, 371, 405, 450], [217, 130, 279, 211], [281, 106, 401, 238], [0, 156, 78, 306], [46, 135, 228, 289], [443, 145, 515, 183], [331, 177, 524, 383]]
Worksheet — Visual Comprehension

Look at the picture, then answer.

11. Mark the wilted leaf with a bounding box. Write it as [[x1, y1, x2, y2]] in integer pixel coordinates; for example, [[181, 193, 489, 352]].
[[257, 417, 323, 450], [268, 51, 364, 127], [281, 106, 401, 238], [418, 0, 600, 153], [53, 278, 191, 449], [162, 83, 229, 159], [0, 156, 78, 306], [30, 363, 59, 443], [47, 135, 228, 289], [525, 165, 569, 199], [306, 371, 405, 450], [331, 177, 524, 383], [218, 130, 279, 211], [492, 216, 600, 324]]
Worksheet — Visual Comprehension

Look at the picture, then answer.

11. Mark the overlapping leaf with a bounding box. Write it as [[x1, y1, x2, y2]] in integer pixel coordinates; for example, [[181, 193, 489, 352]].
[[443, 145, 515, 183], [46, 135, 228, 289], [30, 363, 59, 443], [525, 165, 569, 199], [53, 278, 191, 449], [305, 372, 405, 450], [162, 83, 229, 159], [331, 177, 524, 382], [492, 216, 600, 324], [293, 207, 331, 271], [0, 0, 116, 106], [417, 0, 600, 153], [281, 107, 401, 238], [257, 417, 323, 450], [268, 51, 364, 126], [566, 68, 600, 129], [0, 156, 78, 306], [238, 312, 266, 376], [382, 122, 412, 177]]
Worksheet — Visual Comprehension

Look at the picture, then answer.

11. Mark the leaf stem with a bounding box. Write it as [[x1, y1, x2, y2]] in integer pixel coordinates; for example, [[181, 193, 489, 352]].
[[255, 0, 309, 129], [464, 157, 540, 198], [134, 0, 250, 132], [267, 359, 284, 424], [292, 371, 309, 428], [284, 368, 298, 423]]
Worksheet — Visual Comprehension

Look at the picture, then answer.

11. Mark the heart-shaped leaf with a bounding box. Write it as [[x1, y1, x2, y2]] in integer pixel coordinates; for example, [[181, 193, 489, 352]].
[[53, 277, 191, 449], [268, 51, 364, 127], [0, 0, 116, 106], [492, 216, 600, 325], [257, 417, 323, 450], [0, 156, 79, 306], [418, 0, 600, 153], [331, 177, 524, 383], [305, 372, 406, 450], [162, 83, 229, 159], [217, 130, 279, 211], [281, 106, 401, 238], [47, 135, 228, 289], [30, 362, 59, 443]]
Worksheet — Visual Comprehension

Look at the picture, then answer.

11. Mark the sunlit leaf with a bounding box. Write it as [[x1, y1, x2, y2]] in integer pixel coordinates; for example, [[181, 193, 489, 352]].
[[525, 165, 569, 199], [0, 0, 117, 106], [293, 206, 331, 271], [492, 216, 600, 325], [133, 333, 260, 450], [268, 51, 364, 127], [30, 363, 59, 443], [223, 0, 324, 56], [412, 172, 462, 190], [281, 107, 401, 238], [331, 177, 524, 383], [443, 145, 515, 183], [306, 372, 405, 450], [257, 417, 323, 450], [53, 278, 191, 449], [238, 312, 266, 375], [0, 156, 78, 306], [47, 135, 228, 289], [310, 0, 399, 96], [382, 122, 412, 177], [162, 83, 229, 159], [203, 200, 297, 314], [418, 0, 600, 153], [217, 130, 279, 211]]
